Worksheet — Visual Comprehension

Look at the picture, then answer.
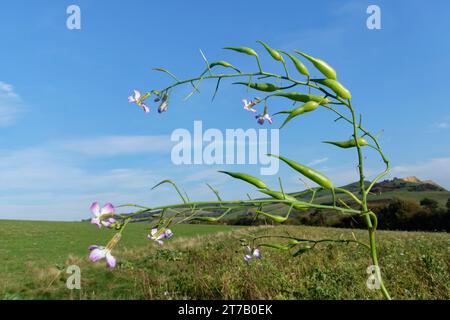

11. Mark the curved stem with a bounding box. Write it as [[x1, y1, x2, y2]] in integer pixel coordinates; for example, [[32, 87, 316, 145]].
[[348, 101, 391, 300]]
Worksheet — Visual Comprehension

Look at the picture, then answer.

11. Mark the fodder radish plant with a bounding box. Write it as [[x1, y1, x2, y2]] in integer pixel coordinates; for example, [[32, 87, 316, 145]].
[[88, 41, 392, 300]]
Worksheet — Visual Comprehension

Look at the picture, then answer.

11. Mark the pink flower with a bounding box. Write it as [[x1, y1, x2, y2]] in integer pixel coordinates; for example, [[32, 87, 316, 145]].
[[148, 228, 173, 245], [90, 202, 116, 228], [242, 99, 258, 113], [88, 245, 116, 269], [128, 90, 150, 113]]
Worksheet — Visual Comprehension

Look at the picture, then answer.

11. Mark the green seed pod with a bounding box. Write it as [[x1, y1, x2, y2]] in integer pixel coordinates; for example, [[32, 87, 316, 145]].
[[294, 50, 337, 80], [219, 171, 268, 189], [269, 154, 334, 189], [234, 82, 280, 92], [257, 40, 284, 62], [257, 210, 288, 223], [209, 60, 240, 72], [323, 137, 369, 149], [192, 217, 218, 222], [311, 78, 352, 100], [274, 92, 329, 105], [280, 101, 320, 129], [223, 46, 258, 57], [258, 189, 308, 211], [280, 51, 309, 77]]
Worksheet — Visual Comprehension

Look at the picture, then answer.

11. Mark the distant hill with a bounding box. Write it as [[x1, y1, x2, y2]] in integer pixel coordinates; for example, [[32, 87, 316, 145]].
[[371, 177, 447, 193], [198, 176, 449, 226], [109, 177, 449, 231]]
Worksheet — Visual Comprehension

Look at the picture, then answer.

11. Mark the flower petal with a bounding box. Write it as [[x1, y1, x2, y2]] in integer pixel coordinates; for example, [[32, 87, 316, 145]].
[[253, 249, 262, 259], [128, 96, 135, 103], [90, 217, 101, 228], [90, 202, 100, 217], [106, 252, 116, 269], [133, 90, 141, 101], [142, 104, 150, 113], [101, 220, 111, 227], [151, 228, 158, 237], [89, 248, 106, 262], [100, 203, 115, 215], [164, 229, 173, 238], [244, 255, 252, 262]]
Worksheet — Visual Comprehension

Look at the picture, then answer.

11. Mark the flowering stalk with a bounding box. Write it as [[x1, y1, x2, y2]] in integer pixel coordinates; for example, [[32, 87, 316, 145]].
[[116, 41, 392, 299]]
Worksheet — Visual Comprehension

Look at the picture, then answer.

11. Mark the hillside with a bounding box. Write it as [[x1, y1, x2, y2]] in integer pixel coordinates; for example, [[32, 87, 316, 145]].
[[161, 177, 450, 231], [108, 177, 450, 231]]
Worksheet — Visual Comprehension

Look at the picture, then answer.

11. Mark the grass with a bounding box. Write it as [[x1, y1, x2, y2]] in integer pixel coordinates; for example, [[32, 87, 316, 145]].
[[0, 220, 238, 285], [1, 220, 449, 300]]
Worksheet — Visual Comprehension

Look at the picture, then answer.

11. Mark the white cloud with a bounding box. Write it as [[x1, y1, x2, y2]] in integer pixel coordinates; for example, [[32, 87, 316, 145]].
[[1, 134, 449, 221], [307, 157, 329, 167], [61, 135, 174, 156], [0, 137, 177, 221], [0, 81, 24, 126], [436, 122, 449, 129]]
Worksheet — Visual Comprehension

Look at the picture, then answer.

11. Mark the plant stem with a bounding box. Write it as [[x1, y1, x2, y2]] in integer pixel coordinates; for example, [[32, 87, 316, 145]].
[[348, 101, 391, 300]]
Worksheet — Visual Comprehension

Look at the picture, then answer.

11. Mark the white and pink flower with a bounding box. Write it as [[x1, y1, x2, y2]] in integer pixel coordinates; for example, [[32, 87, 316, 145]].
[[128, 90, 150, 113], [148, 228, 173, 245], [88, 245, 116, 269], [90, 202, 116, 228], [242, 99, 258, 113]]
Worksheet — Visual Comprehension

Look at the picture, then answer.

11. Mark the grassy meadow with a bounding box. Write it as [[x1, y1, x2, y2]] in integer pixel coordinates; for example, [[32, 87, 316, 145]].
[[0, 220, 449, 300]]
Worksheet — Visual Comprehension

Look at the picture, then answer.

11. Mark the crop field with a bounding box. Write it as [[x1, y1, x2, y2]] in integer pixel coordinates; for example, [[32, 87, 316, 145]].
[[0, 220, 449, 300]]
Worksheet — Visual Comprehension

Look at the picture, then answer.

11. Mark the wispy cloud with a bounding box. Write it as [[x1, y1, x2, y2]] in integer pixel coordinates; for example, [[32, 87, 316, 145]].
[[60, 135, 174, 156], [307, 157, 329, 167], [436, 122, 449, 129], [0, 81, 24, 126]]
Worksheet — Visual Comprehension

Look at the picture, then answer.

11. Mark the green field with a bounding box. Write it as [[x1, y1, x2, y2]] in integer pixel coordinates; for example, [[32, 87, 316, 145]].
[[0, 220, 449, 300]]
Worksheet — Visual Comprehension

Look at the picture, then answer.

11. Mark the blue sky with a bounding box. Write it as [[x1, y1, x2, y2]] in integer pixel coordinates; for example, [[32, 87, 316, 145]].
[[0, 0, 449, 220]]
